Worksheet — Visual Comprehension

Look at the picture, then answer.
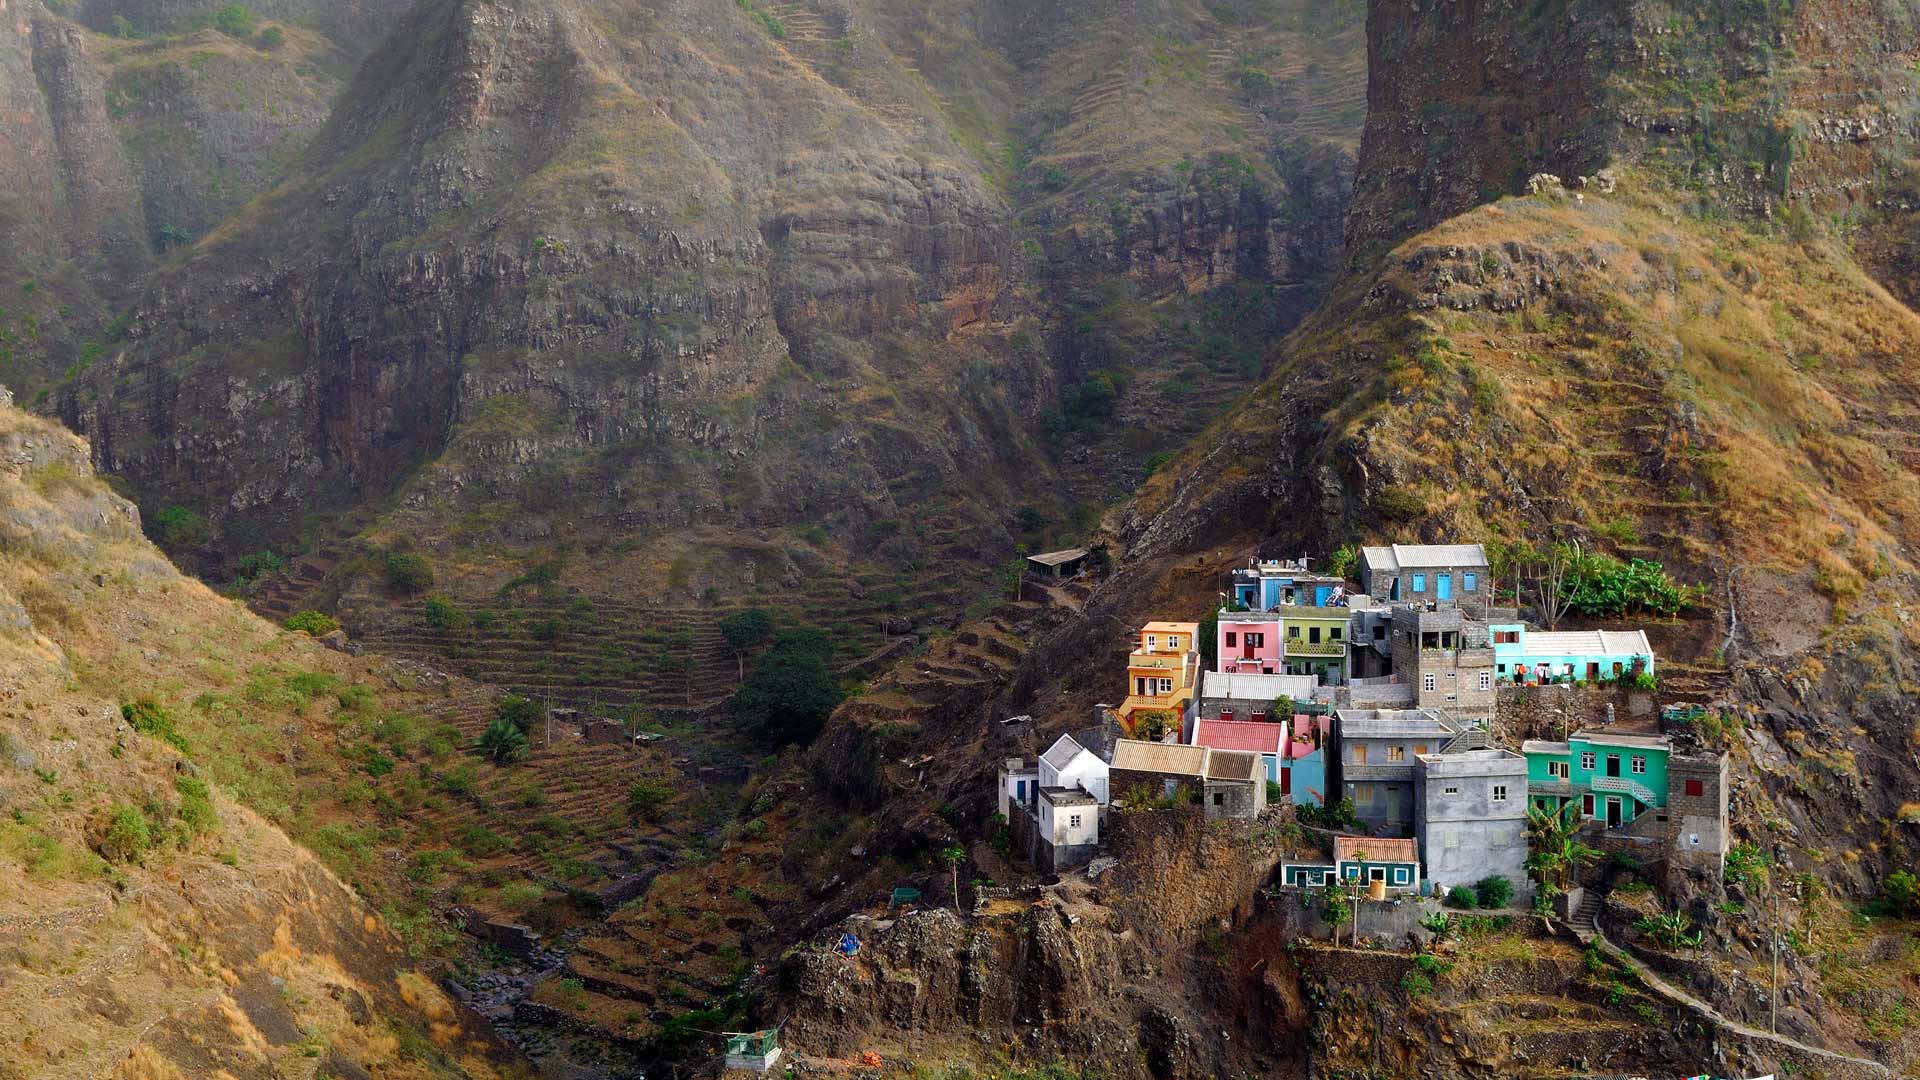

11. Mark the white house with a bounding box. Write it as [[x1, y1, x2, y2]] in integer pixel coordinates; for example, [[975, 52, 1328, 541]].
[[1039, 787, 1099, 848], [1039, 733, 1109, 805]]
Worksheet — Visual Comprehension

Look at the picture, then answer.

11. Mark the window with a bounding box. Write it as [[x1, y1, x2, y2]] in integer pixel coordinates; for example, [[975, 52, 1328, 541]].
[[1494, 630, 1520, 644], [1246, 632, 1265, 647], [1422, 673, 1436, 692], [1157, 678, 1173, 694], [1580, 752, 1596, 771], [1464, 572, 1478, 592], [1478, 671, 1492, 691], [1353, 785, 1374, 805], [1492, 784, 1508, 802], [1412, 573, 1426, 593], [1168, 636, 1182, 650], [1287, 625, 1301, 638], [1212, 793, 1224, 806], [1250, 711, 1267, 724], [1331, 626, 1343, 640], [1413, 744, 1428, 756], [1069, 814, 1082, 828], [1224, 631, 1237, 647], [1351, 745, 1367, 764], [1309, 626, 1321, 644], [1393, 867, 1411, 885], [1386, 746, 1405, 762], [1145, 634, 1157, 649], [1684, 779, 1705, 797], [1631, 755, 1647, 775], [1442, 785, 1459, 795], [1369, 867, 1386, 882], [1550, 761, 1570, 780], [1220, 709, 1235, 722], [1446, 671, 1456, 681], [1372, 625, 1386, 640]]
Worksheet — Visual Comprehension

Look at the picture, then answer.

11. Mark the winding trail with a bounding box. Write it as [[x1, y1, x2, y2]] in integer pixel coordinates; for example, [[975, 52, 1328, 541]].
[[1588, 922, 1892, 1079]]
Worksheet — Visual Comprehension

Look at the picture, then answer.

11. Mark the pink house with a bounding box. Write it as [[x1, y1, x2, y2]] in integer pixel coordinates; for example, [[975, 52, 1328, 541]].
[[1216, 615, 1282, 674]]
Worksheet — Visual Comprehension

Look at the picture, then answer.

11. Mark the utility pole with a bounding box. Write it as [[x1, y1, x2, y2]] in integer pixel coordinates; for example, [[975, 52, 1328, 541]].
[[1770, 876, 1781, 1034]]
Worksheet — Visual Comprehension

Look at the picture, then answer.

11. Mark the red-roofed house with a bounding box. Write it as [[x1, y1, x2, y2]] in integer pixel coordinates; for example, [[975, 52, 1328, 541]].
[[1189, 715, 1326, 806]]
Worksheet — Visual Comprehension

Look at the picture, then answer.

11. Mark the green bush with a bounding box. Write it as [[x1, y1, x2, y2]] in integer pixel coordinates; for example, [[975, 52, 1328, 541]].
[[1297, 798, 1360, 832], [1445, 886, 1479, 909], [122, 698, 190, 755], [151, 505, 216, 550], [174, 776, 218, 838], [728, 629, 844, 746], [211, 4, 255, 36], [1265, 780, 1283, 803], [479, 717, 528, 764], [284, 610, 339, 636], [496, 694, 543, 734], [422, 594, 462, 629], [237, 550, 287, 580], [1474, 875, 1514, 909], [384, 551, 434, 593], [1400, 968, 1433, 996], [98, 804, 154, 863], [1562, 552, 1700, 617], [1885, 870, 1920, 916], [257, 25, 284, 49], [457, 826, 508, 859], [626, 778, 674, 823]]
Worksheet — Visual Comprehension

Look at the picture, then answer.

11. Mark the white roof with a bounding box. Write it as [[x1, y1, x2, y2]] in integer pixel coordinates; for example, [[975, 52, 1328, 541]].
[[1514, 629, 1653, 656], [1521, 740, 1571, 755], [1201, 670, 1320, 701], [1041, 734, 1092, 772], [1362, 544, 1489, 572]]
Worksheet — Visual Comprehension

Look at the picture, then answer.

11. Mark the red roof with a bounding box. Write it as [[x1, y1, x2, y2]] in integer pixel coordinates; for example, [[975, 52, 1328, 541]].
[[1192, 718, 1286, 755]]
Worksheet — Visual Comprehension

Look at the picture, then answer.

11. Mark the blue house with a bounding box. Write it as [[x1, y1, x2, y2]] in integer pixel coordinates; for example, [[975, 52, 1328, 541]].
[[1231, 559, 1348, 611]]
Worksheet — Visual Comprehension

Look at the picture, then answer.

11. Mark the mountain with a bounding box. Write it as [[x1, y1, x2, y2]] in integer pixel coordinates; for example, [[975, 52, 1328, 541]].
[[48, 0, 1365, 711], [0, 395, 535, 1080]]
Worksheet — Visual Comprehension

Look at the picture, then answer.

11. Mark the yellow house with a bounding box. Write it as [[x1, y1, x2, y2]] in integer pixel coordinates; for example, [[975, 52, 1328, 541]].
[[1120, 621, 1200, 725]]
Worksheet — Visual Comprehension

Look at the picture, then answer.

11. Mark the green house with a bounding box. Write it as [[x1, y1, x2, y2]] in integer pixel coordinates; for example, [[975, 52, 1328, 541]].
[[1522, 731, 1670, 829], [1280, 607, 1351, 684]]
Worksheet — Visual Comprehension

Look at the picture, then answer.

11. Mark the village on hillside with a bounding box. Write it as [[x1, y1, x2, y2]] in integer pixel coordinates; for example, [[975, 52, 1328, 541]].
[[1001, 542, 1730, 921]]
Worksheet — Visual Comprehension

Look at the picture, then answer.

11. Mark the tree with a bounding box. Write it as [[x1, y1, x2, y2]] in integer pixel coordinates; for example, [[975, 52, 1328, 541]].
[[1526, 802, 1601, 893], [496, 695, 544, 734], [384, 550, 434, 593], [718, 608, 775, 679], [1535, 541, 1581, 629], [1474, 875, 1514, 909], [423, 594, 462, 629], [1634, 910, 1703, 950], [626, 779, 673, 823], [729, 630, 844, 746], [1886, 870, 1920, 916], [1198, 606, 1220, 670], [479, 717, 529, 764], [941, 845, 966, 911], [1326, 543, 1358, 581], [211, 4, 255, 36]]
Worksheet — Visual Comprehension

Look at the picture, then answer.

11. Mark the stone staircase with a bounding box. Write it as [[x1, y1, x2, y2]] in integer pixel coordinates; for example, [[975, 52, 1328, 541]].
[[1568, 889, 1601, 943]]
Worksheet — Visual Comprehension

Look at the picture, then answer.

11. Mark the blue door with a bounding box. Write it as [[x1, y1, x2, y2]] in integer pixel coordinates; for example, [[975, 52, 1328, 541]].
[[1436, 574, 1452, 601], [1314, 585, 1332, 606]]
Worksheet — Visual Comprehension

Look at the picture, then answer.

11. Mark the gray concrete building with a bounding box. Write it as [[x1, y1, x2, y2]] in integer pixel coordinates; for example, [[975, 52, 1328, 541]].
[[1390, 605, 1497, 722], [1414, 749, 1530, 898], [1330, 708, 1464, 834], [1666, 751, 1731, 878]]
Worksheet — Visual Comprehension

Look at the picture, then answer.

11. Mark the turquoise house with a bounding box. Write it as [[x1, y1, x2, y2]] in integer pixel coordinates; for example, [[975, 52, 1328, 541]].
[[1521, 731, 1670, 829], [1489, 625, 1655, 685], [1280, 836, 1421, 893]]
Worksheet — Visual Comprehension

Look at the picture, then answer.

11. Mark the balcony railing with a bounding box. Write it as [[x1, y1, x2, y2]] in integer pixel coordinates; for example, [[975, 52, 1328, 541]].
[[1129, 654, 1184, 670], [1591, 774, 1659, 806], [1342, 762, 1417, 782], [1286, 640, 1346, 657]]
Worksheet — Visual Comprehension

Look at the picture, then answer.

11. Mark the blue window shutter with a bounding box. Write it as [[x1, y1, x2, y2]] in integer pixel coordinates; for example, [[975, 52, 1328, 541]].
[[1464, 572, 1478, 592], [1412, 574, 1425, 593]]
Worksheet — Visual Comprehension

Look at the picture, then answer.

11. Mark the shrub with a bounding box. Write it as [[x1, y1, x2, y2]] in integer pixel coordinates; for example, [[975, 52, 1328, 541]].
[[422, 594, 462, 629], [1633, 670, 1658, 691], [1297, 798, 1360, 832], [1474, 875, 1515, 909], [257, 25, 284, 49], [1634, 909, 1703, 950], [479, 718, 528, 764], [1373, 485, 1427, 521], [122, 698, 190, 755], [1725, 842, 1770, 888], [211, 4, 255, 36], [457, 826, 509, 859], [497, 695, 543, 734], [384, 551, 434, 593], [1885, 870, 1920, 916], [98, 805, 153, 863], [174, 776, 218, 837], [1265, 780, 1284, 803], [626, 778, 674, 823], [237, 550, 287, 580], [1445, 886, 1479, 909], [151, 505, 216, 550], [285, 610, 339, 636], [1400, 969, 1433, 996], [1419, 911, 1454, 937]]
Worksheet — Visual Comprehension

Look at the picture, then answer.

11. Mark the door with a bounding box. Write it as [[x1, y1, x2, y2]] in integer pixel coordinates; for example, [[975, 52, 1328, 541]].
[[1136, 677, 1151, 696], [1606, 797, 1623, 828], [1279, 765, 1291, 796], [1587, 662, 1600, 681], [1015, 780, 1027, 804], [1606, 754, 1621, 778], [1436, 574, 1452, 601], [1242, 639, 1255, 660]]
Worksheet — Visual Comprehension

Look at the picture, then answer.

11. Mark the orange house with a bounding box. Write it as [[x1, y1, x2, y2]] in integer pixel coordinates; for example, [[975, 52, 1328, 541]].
[[1120, 621, 1199, 725]]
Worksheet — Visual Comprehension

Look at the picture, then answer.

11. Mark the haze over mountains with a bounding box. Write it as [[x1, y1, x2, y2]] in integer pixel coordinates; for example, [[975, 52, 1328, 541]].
[[5, 0, 1920, 1077]]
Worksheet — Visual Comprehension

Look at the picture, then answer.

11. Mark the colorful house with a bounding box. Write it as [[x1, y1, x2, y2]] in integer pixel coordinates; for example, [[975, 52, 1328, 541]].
[[1490, 625, 1655, 685], [1121, 621, 1200, 724], [1522, 730, 1670, 829], [1215, 608, 1350, 683], [1284, 836, 1422, 892], [1231, 558, 1348, 611]]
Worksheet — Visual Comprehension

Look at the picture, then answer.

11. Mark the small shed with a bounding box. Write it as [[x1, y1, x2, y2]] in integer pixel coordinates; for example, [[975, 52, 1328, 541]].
[[724, 1030, 782, 1073], [1026, 547, 1090, 580]]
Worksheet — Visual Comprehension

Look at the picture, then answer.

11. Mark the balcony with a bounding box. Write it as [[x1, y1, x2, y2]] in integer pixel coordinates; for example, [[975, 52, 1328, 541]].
[[1286, 639, 1346, 657], [1128, 653, 1185, 671], [1342, 762, 1416, 782]]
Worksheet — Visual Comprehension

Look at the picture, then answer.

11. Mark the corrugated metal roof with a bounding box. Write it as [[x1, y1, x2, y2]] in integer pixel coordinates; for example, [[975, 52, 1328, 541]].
[[1521, 740, 1571, 755], [1193, 719, 1286, 755], [1334, 836, 1418, 864], [1111, 739, 1208, 776], [1027, 548, 1089, 566], [1362, 544, 1489, 572], [1206, 749, 1262, 782]]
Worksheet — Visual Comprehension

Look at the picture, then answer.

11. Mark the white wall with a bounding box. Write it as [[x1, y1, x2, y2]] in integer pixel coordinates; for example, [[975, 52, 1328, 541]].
[[1041, 797, 1099, 846]]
